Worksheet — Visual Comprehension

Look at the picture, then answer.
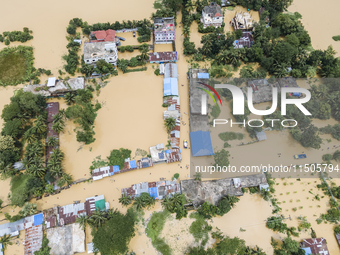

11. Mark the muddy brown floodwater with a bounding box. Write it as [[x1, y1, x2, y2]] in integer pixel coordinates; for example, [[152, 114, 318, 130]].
[[1, 0, 340, 254]]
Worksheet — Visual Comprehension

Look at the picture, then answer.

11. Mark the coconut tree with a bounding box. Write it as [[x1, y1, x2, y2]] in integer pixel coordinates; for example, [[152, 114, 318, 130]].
[[27, 164, 46, 178], [52, 120, 64, 133], [47, 136, 58, 147], [49, 165, 63, 178], [119, 194, 132, 206], [227, 196, 240, 207], [76, 214, 88, 230], [88, 209, 107, 229], [133, 196, 145, 211], [183, 26, 190, 37], [65, 92, 76, 105], [333, 150, 340, 162], [161, 196, 173, 211], [24, 128, 37, 144], [19, 202, 37, 217], [106, 208, 119, 219], [51, 148, 64, 161], [0, 234, 13, 251], [34, 120, 47, 134], [57, 173, 73, 187], [0, 163, 16, 179], [164, 117, 176, 134]]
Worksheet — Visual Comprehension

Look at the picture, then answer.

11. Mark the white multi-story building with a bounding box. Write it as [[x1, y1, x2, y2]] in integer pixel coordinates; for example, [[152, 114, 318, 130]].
[[201, 2, 223, 28], [154, 17, 175, 44], [83, 41, 118, 65]]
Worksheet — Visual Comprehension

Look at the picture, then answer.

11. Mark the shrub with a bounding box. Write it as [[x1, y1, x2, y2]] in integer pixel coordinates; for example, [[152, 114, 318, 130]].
[[154, 68, 160, 76]]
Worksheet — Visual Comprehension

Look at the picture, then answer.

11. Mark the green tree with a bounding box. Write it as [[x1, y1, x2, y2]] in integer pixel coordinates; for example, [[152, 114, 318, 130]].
[[215, 236, 247, 255], [46, 136, 58, 147], [19, 202, 37, 217], [119, 194, 132, 206], [214, 149, 230, 168], [76, 214, 89, 231], [65, 92, 76, 105], [107, 148, 131, 169], [0, 234, 13, 251], [34, 235, 51, 255], [88, 209, 108, 229], [92, 209, 136, 255], [164, 117, 176, 134]]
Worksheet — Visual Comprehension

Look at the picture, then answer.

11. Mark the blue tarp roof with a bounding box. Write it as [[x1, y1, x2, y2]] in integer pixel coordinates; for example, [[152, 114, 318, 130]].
[[163, 78, 178, 96], [34, 213, 43, 226], [110, 165, 120, 175], [190, 131, 214, 157], [165, 149, 172, 154], [129, 160, 137, 169], [301, 247, 312, 255], [293, 92, 301, 96], [149, 187, 158, 199], [197, 73, 209, 79]]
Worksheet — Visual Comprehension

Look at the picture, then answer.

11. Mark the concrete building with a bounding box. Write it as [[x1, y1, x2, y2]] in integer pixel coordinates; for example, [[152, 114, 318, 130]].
[[154, 17, 175, 44], [83, 41, 118, 65], [231, 12, 254, 31], [233, 31, 254, 48], [243, 79, 274, 104], [201, 2, 223, 28]]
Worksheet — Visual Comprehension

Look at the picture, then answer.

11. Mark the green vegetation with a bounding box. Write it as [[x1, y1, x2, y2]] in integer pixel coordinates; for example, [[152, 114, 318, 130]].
[[137, 25, 151, 43], [119, 194, 132, 206], [92, 208, 137, 255], [0, 27, 33, 44], [297, 216, 311, 232], [133, 192, 155, 211], [320, 124, 340, 140], [154, 68, 160, 76], [332, 35, 340, 41], [145, 210, 171, 255], [34, 235, 51, 255], [65, 88, 101, 144], [0, 46, 35, 86], [197, 196, 239, 219], [218, 132, 244, 141], [107, 148, 131, 169], [164, 117, 176, 134], [272, 236, 306, 255], [210, 104, 221, 118], [0, 234, 14, 252], [189, 213, 212, 246], [63, 36, 81, 75], [214, 149, 230, 168], [161, 193, 188, 220]]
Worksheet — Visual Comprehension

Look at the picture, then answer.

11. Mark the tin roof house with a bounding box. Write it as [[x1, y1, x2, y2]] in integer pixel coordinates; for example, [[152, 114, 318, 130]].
[[149, 51, 178, 63], [233, 31, 254, 48], [154, 17, 175, 44], [201, 2, 223, 28]]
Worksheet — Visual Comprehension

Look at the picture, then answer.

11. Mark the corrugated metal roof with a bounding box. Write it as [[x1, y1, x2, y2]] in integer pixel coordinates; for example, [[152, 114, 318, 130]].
[[163, 78, 179, 96]]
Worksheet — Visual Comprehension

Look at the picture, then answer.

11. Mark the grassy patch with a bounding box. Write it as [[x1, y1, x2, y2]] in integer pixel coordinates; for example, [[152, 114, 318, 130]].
[[145, 210, 171, 255], [211, 104, 221, 118], [0, 46, 34, 86], [10, 174, 30, 207], [219, 132, 244, 141], [189, 212, 212, 246], [333, 35, 340, 41]]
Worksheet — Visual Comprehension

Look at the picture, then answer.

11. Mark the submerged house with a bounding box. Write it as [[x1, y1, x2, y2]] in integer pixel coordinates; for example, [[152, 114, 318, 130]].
[[300, 238, 329, 255], [201, 2, 223, 28], [154, 17, 175, 43]]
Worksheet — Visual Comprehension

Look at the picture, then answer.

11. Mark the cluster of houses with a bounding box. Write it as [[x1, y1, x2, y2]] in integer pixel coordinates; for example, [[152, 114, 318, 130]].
[[0, 195, 108, 255]]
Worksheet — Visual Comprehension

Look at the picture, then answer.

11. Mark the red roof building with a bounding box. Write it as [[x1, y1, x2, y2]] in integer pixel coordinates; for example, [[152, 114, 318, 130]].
[[90, 29, 116, 43]]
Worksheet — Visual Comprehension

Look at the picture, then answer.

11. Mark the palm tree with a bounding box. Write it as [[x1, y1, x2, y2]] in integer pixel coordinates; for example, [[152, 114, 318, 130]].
[[183, 26, 190, 37], [76, 214, 88, 230], [88, 209, 107, 229], [65, 92, 76, 105], [47, 136, 58, 147], [57, 173, 73, 187], [161, 196, 173, 211], [0, 163, 15, 179], [194, 172, 202, 181], [133, 196, 145, 211], [333, 150, 340, 162], [27, 165, 46, 178], [51, 148, 64, 161], [119, 194, 132, 206], [106, 208, 118, 219], [164, 117, 176, 134], [52, 121, 64, 133], [19, 202, 37, 217], [34, 120, 47, 134], [49, 165, 63, 178], [227, 196, 240, 207], [0, 234, 13, 251], [24, 129, 37, 144]]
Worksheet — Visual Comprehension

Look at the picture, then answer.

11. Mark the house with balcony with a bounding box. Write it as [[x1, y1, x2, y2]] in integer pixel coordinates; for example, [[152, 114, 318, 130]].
[[154, 17, 175, 44], [201, 2, 223, 28]]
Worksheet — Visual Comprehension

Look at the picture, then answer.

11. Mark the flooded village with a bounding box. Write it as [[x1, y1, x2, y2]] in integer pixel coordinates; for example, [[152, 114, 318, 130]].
[[1, 0, 340, 254]]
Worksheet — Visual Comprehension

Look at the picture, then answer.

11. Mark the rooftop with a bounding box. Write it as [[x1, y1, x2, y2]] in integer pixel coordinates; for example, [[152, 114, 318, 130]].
[[154, 17, 175, 33], [300, 238, 329, 255], [181, 173, 268, 206], [203, 2, 222, 17], [90, 29, 117, 43], [149, 51, 178, 62]]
